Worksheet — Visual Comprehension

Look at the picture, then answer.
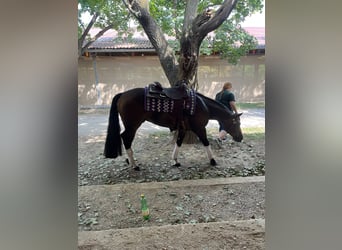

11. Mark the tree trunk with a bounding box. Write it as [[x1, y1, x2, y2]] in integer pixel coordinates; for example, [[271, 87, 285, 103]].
[[123, 0, 239, 143], [178, 0, 200, 89], [178, 37, 200, 90]]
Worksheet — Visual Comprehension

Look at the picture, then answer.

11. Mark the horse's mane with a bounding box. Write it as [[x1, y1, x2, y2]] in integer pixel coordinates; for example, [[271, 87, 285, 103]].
[[196, 92, 234, 115]]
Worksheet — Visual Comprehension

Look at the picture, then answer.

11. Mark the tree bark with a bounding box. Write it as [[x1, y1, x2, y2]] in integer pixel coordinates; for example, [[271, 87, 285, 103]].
[[178, 0, 200, 89]]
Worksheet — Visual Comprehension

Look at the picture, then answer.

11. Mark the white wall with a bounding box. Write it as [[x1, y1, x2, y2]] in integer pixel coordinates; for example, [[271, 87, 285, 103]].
[[78, 55, 265, 106]]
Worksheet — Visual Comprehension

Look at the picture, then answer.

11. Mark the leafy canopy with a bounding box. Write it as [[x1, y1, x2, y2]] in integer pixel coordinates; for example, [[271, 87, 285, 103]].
[[78, 0, 129, 39], [148, 0, 263, 64], [78, 0, 263, 64]]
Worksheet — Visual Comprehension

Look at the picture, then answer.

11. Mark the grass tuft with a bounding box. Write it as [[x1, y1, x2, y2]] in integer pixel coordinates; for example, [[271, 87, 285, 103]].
[[242, 127, 265, 140], [237, 102, 265, 109]]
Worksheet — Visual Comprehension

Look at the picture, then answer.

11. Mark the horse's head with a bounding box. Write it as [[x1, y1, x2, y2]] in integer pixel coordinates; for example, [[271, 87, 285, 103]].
[[223, 113, 243, 142]]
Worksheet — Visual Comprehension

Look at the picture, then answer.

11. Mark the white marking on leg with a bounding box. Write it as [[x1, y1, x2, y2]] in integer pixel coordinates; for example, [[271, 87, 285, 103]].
[[205, 145, 214, 160], [172, 143, 180, 165], [126, 148, 136, 168]]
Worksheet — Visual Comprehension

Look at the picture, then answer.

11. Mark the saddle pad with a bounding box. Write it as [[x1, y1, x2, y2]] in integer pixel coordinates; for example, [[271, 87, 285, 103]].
[[144, 87, 196, 115]]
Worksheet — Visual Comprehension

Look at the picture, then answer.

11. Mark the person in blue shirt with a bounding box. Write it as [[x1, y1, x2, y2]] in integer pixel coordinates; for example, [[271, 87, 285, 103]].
[[215, 82, 239, 144]]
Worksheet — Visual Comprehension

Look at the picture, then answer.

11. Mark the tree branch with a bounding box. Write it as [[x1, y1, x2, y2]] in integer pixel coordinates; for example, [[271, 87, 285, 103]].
[[172, 0, 181, 39], [123, 0, 179, 85], [79, 12, 99, 47], [182, 0, 199, 35], [78, 12, 100, 57], [194, 0, 238, 40], [81, 24, 114, 56], [122, 0, 141, 18]]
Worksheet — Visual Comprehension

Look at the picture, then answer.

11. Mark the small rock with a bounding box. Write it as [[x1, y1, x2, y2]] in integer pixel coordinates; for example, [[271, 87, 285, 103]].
[[176, 205, 183, 211], [184, 211, 191, 216], [171, 175, 180, 181], [196, 195, 204, 201]]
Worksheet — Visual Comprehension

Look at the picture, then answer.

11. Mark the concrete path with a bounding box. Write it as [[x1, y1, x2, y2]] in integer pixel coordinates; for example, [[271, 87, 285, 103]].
[[78, 108, 264, 137]]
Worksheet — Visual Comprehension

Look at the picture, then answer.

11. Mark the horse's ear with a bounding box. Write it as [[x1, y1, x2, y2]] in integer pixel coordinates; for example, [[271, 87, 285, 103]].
[[237, 113, 243, 117]]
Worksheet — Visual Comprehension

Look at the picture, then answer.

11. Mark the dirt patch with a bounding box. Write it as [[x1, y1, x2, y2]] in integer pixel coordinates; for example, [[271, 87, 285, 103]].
[[78, 219, 265, 250], [78, 178, 264, 231]]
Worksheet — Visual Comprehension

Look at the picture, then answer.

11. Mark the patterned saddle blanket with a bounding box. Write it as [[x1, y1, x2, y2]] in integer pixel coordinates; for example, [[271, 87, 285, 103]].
[[144, 82, 196, 115]]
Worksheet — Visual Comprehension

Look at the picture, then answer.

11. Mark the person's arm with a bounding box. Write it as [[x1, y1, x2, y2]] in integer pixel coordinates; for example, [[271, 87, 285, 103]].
[[229, 101, 238, 114]]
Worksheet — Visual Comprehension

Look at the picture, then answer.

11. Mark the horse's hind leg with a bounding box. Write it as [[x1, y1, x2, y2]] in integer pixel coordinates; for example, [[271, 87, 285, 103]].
[[121, 128, 140, 171], [192, 127, 217, 166]]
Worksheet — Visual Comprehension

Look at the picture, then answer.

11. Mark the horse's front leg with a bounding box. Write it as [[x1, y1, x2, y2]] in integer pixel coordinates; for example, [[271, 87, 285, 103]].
[[171, 144, 180, 167], [204, 145, 216, 166], [192, 128, 217, 166], [171, 129, 186, 167], [121, 129, 140, 171]]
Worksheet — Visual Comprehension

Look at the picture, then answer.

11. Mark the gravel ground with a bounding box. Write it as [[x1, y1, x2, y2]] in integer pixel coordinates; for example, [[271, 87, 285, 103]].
[[78, 108, 265, 185], [78, 109, 265, 249], [78, 130, 264, 186]]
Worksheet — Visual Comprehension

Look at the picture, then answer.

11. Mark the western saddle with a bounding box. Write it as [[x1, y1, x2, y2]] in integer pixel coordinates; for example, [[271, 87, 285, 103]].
[[146, 80, 190, 100]]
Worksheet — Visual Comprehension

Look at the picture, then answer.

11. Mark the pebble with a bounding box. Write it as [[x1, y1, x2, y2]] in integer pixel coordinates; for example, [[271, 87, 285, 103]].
[[196, 195, 204, 201], [171, 176, 180, 181]]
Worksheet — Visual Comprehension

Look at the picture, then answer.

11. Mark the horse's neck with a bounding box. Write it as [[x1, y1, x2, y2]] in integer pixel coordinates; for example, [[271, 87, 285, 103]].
[[199, 94, 232, 121], [209, 104, 230, 121]]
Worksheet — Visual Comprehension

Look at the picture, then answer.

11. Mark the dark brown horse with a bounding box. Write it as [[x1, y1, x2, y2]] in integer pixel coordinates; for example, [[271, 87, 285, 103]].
[[104, 86, 243, 171]]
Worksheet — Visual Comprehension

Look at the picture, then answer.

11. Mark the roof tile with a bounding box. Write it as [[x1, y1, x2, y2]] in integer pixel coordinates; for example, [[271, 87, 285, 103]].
[[86, 27, 264, 51]]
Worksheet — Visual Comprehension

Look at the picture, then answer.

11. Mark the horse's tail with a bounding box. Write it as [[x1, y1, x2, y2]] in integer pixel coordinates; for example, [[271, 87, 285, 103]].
[[104, 93, 123, 158]]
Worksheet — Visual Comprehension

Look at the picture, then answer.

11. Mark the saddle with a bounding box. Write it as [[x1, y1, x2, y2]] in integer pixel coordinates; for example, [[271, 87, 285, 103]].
[[144, 80, 196, 121], [146, 81, 190, 100]]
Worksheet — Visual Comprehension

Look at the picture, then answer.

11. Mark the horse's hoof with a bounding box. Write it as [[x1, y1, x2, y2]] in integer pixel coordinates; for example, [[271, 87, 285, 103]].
[[125, 158, 130, 164], [173, 163, 181, 167], [210, 159, 217, 166], [133, 166, 140, 171]]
